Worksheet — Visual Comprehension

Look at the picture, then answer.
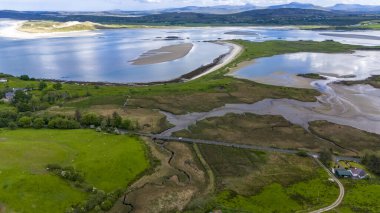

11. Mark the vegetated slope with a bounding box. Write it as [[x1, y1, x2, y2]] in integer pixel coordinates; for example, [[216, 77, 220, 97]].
[[1, 8, 380, 26]]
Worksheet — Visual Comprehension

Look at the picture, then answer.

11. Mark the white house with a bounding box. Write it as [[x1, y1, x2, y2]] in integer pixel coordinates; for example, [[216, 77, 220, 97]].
[[0, 78, 7, 83], [349, 168, 368, 179]]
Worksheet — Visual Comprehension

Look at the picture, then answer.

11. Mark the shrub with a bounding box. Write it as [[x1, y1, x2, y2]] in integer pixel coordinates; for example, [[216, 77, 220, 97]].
[[18, 116, 32, 128], [48, 117, 80, 129], [81, 113, 100, 126], [33, 117, 45, 129], [19, 75, 30, 81], [100, 199, 113, 211], [7, 121, 18, 130]]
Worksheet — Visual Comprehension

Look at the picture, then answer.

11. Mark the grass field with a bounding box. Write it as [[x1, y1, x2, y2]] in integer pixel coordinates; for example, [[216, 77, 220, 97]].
[[336, 179, 380, 213], [0, 129, 149, 213], [309, 121, 380, 155], [185, 145, 339, 213], [174, 113, 349, 154]]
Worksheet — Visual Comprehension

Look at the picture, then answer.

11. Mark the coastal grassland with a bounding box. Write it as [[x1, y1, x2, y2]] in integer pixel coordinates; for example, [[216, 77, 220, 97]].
[[3, 40, 377, 115], [0, 129, 149, 213], [185, 145, 339, 212], [173, 113, 350, 154], [336, 179, 380, 213], [309, 121, 380, 155], [340, 75, 380, 89]]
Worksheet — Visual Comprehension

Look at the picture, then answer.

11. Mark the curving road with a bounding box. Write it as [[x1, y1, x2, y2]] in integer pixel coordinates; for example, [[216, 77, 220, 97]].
[[309, 157, 345, 213], [125, 132, 346, 212]]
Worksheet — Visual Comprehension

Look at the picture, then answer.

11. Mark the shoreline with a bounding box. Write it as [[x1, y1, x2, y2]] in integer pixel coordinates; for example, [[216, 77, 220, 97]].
[[5, 41, 243, 86], [0, 20, 99, 39]]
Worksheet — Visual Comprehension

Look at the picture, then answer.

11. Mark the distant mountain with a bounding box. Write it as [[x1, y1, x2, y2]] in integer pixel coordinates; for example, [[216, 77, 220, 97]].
[[330, 4, 380, 12], [160, 4, 261, 14], [268, 2, 326, 10]]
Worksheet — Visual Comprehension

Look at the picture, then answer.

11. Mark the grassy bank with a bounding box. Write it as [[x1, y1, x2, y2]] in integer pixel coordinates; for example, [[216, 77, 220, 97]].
[[173, 113, 351, 155], [309, 121, 380, 155], [337, 179, 380, 212], [339, 75, 380, 89], [185, 145, 339, 212], [0, 129, 149, 213]]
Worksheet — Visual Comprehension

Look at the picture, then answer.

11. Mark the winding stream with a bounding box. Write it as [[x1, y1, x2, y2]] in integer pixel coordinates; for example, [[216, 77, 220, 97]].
[[161, 52, 380, 136]]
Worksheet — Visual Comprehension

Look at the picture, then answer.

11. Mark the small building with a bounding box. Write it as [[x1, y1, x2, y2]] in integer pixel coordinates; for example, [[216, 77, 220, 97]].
[[3, 92, 15, 102], [0, 78, 7, 83], [349, 168, 368, 179], [334, 168, 352, 178]]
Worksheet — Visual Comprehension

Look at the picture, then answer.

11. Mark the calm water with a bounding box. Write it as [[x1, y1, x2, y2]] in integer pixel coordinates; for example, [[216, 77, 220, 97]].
[[232, 51, 380, 87], [2, 20, 380, 83]]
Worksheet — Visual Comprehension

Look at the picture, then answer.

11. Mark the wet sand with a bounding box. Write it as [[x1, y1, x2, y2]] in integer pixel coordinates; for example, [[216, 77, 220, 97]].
[[237, 71, 314, 89], [160, 87, 380, 137], [130, 43, 193, 65], [190, 42, 243, 80], [320, 33, 380, 40]]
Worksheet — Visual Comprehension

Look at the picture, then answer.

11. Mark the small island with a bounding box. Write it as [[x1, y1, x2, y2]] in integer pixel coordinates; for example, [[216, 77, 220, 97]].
[[297, 73, 327, 80]]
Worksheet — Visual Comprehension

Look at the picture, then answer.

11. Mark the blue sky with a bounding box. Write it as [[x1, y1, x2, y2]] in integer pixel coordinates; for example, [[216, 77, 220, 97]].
[[1, 0, 380, 11]]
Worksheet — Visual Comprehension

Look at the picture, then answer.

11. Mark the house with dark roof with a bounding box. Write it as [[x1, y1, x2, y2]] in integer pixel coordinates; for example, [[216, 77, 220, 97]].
[[349, 168, 368, 179], [333, 168, 352, 178]]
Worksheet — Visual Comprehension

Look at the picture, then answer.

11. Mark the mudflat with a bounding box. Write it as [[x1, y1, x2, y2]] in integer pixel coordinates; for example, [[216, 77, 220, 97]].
[[130, 43, 194, 65]]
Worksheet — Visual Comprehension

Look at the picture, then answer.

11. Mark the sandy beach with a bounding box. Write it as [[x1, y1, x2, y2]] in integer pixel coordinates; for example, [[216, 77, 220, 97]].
[[130, 43, 194, 65], [0, 20, 98, 39], [190, 42, 243, 80]]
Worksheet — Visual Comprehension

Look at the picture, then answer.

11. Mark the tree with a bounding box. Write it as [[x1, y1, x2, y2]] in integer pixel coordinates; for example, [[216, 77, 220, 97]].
[[319, 150, 332, 166], [363, 154, 380, 175], [120, 119, 131, 130], [112, 112, 122, 127], [18, 116, 32, 128], [81, 113, 100, 126], [30, 96, 41, 112], [33, 117, 45, 129], [74, 109, 82, 121], [19, 75, 30, 81], [53, 82, 63, 90], [38, 81, 47, 90]]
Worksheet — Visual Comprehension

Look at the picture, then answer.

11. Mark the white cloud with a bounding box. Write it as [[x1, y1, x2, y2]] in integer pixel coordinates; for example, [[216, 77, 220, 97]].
[[1, 0, 380, 11]]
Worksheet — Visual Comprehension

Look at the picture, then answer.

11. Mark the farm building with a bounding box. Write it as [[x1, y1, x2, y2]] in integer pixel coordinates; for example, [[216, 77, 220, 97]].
[[333, 168, 352, 178], [349, 168, 368, 179], [0, 78, 7, 83]]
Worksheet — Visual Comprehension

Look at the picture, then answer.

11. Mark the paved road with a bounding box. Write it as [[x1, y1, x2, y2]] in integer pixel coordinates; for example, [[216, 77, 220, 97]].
[[151, 135, 301, 155], [309, 157, 345, 213]]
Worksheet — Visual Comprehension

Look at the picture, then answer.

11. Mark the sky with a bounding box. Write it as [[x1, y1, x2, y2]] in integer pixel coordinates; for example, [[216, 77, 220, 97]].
[[1, 0, 380, 11]]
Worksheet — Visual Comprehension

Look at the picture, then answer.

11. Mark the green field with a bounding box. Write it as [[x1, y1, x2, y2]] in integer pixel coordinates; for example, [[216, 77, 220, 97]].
[[337, 179, 380, 213], [0, 129, 149, 213], [185, 145, 339, 213]]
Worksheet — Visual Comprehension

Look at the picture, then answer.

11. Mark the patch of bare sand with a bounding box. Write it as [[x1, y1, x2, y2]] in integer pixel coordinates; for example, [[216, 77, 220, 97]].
[[130, 43, 193, 65]]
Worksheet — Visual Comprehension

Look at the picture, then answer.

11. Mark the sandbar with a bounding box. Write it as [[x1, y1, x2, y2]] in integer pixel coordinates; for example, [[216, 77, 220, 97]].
[[130, 43, 194, 65], [320, 33, 380, 40]]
